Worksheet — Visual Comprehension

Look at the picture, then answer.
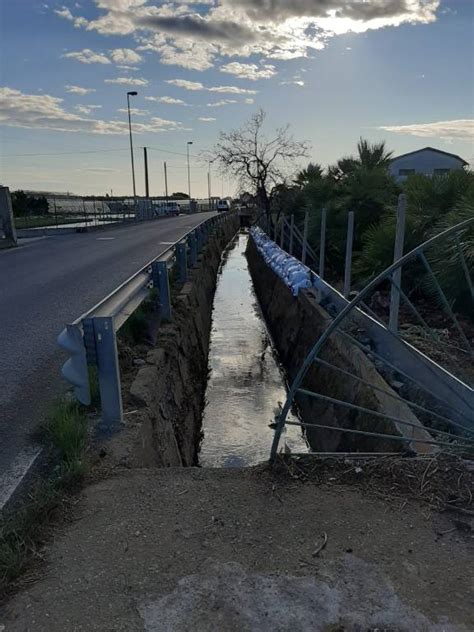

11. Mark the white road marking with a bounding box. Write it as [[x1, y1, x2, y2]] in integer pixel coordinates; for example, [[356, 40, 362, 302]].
[[0, 446, 42, 510], [97, 237, 116, 241], [159, 241, 176, 245]]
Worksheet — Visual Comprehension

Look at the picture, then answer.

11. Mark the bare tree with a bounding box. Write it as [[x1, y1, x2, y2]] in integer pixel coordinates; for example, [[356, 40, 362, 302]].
[[211, 109, 309, 220]]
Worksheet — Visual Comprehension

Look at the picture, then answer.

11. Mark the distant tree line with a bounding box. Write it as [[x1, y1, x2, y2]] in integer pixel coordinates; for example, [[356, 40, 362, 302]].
[[11, 191, 49, 217]]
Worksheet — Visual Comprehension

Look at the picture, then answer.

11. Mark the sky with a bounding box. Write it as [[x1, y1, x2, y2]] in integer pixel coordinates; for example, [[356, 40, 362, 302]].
[[0, 0, 473, 198]]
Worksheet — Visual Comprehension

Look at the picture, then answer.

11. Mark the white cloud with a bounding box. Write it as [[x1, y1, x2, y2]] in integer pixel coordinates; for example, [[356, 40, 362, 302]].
[[109, 48, 142, 64], [165, 79, 204, 91], [63, 48, 111, 64], [0, 87, 185, 135], [206, 99, 238, 107], [116, 107, 149, 116], [279, 80, 305, 87], [244, 97, 254, 104], [220, 62, 276, 80], [104, 77, 149, 85], [145, 96, 188, 105], [378, 119, 474, 142], [199, 117, 216, 122], [74, 104, 102, 114], [65, 85, 96, 95], [166, 79, 257, 95]]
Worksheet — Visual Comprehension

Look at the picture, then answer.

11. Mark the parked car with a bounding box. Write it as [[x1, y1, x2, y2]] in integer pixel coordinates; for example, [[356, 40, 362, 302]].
[[158, 201, 180, 216], [216, 199, 231, 212]]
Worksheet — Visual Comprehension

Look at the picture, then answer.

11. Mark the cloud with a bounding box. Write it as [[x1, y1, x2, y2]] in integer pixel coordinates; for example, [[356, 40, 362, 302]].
[[199, 117, 216, 122], [104, 76, 148, 85], [55, 0, 440, 73], [135, 13, 258, 44], [244, 97, 254, 104], [145, 96, 188, 105], [165, 79, 204, 91], [220, 62, 276, 80], [165, 79, 257, 95], [65, 85, 96, 95], [279, 80, 305, 86], [109, 48, 142, 64], [0, 87, 185, 135], [208, 85, 257, 94], [206, 99, 238, 107], [63, 48, 111, 64], [116, 107, 149, 116], [378, 119, 474, 142], [74, 104, 102, 114]]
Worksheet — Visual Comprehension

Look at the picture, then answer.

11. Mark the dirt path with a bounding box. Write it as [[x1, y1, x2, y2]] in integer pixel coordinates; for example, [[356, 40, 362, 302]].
[[1, 466, 472, 631]]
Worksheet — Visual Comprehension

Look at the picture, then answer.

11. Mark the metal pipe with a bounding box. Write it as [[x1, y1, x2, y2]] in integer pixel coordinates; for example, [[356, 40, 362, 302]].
[[389, 194, 406, 332], [343, 211, 355, 298], [143, 146, 149, 198], [187, 141, 193, 202], [302, 211, 309, 265], [126, 91, 138, 202], [319, 207, 327, 280]]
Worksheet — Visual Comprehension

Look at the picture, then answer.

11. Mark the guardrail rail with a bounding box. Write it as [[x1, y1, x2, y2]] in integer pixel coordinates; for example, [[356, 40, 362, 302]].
[[58, 211, 234, 431]]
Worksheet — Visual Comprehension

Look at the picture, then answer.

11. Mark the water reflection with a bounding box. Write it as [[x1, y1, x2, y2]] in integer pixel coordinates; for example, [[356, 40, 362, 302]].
[[199, 232, 308, 468]]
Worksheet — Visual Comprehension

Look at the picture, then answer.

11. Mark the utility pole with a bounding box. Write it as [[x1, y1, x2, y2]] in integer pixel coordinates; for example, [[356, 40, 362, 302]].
[[187, 141, 193, 202], [164, 161, 169, 201], [126, 91, 138, 203], [208, 160, 212, 211], [143, 146, 149, 198]]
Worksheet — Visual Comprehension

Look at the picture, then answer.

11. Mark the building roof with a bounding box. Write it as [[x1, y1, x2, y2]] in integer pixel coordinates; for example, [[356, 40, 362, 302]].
[[390, 147, 468, 166]]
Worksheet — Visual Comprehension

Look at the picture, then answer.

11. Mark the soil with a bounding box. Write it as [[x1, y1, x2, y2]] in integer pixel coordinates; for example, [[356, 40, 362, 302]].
[[1, 464, 472, 631]]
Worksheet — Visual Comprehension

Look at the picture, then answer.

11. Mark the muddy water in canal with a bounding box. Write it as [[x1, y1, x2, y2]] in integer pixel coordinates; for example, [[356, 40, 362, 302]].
[[199, 232, 307, 467]]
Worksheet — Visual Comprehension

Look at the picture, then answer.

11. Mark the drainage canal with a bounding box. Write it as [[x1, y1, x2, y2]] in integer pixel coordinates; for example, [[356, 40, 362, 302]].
[[199, 232, 308, 467]]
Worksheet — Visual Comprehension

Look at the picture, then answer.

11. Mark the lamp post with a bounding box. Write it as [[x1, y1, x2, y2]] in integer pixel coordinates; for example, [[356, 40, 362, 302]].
[[186, 141, 193, 203], [208, 160, 212, 211], [126, 91, 138, 203]]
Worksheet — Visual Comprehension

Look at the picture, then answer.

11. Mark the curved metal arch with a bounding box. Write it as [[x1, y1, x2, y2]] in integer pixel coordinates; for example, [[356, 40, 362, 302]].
[[270, 217, 474, 461]]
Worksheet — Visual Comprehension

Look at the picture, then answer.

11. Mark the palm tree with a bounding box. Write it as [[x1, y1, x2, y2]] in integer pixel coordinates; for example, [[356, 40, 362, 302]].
[[294, 162, 323, 187], [357, 138, 393, 169]]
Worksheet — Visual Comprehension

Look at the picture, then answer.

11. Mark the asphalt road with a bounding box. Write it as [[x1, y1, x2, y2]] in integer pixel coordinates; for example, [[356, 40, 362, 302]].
[[0, 212, 217, 504]]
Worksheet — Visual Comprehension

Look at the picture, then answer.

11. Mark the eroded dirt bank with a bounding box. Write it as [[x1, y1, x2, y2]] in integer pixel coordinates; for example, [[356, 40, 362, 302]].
[[2, 465, 472, 631], [108, 214, 240, 468], [245, 236, 432, 453]]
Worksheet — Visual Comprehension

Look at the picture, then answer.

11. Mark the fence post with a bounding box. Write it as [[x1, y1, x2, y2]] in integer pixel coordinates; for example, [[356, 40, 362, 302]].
[[289, 214, 294, 255], [92, 316, 123, 431], [0, 186, 17, 245], [188, 232, 197, 266], [153, 261, 172, 321], [301, 211, 309, 265], [343, 211, 355, 299], [389, 194, 407, 332], [319, 207, 327, 280], [273, 221, 278, 242], [176, 242, 187, 284], [280, 219, 285, 249]]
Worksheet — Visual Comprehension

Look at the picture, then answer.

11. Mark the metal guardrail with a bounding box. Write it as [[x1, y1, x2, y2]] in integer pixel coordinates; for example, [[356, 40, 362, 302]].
[[57, 211, 234, 431]]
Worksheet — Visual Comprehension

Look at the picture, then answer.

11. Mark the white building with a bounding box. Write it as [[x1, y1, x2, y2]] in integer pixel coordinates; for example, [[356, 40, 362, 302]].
[[389, 147, 468, 181]]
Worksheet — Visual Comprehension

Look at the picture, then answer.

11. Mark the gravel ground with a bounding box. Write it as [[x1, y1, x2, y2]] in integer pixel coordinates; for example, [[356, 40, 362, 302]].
[[1, 465, 472, 631]]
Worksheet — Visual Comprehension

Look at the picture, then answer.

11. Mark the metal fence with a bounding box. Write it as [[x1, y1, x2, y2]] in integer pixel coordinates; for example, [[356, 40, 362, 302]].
[[58, 211, 235, 430], [253, 212, 474, 460]]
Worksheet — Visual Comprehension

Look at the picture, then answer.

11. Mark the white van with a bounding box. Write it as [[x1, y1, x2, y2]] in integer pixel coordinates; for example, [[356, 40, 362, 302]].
[[216, 199, 231, 212]]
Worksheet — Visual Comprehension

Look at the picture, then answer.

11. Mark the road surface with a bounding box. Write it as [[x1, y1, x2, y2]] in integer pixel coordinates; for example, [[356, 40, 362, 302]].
[[0, 212, 217, 506]]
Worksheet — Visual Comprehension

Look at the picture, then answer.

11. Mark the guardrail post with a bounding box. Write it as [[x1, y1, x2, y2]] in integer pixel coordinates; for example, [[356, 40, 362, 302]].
[[176, 242, 187, 284], [389, 194, 406, 332], [343, 211, 355, 298], [92, 316, 123, 430], [319, 207, 327, 280], [188, 232, 197, 266], [153, 261, 172, 320], [301, 211, 309, 265], [289, 214, 294, 255]]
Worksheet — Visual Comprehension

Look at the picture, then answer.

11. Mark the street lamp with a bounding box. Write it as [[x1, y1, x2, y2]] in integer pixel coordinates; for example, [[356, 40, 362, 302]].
[[126, 91, 138, 202], [187, 141, 193, 203]]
